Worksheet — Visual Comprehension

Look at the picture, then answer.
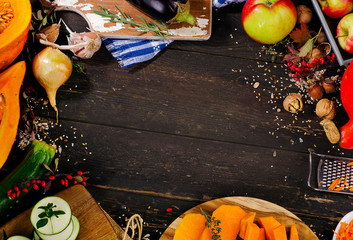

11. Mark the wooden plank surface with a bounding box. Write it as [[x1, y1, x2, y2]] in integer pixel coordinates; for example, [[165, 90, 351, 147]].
[[1, 1, 352, 240], [53, 0, 212, 40]]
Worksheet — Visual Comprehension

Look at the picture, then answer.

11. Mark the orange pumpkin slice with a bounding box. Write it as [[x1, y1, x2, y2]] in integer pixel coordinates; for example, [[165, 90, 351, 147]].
[[0, 0, 31, 72], [0, 61, 26, 168]]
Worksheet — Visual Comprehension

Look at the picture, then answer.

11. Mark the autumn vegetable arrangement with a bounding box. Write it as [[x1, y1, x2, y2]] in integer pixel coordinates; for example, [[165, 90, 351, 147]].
[[173, 205, 300, 240]]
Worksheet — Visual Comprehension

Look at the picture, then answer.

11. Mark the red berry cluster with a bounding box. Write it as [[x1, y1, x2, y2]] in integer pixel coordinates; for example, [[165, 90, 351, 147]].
[[59, 171, 87, 187], [7, 170, 88, 200], [286, 53, 336, 82]]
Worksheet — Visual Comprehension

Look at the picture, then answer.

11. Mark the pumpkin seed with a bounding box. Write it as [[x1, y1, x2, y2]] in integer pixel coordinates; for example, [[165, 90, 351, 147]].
[[0, 2, 13, 34]]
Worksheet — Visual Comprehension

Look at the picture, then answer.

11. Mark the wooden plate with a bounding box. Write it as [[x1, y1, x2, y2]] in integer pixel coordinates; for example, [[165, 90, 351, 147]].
[[159, 196, 319, 240], [53, 0, 212, 40], [0, 185, 130, 240]]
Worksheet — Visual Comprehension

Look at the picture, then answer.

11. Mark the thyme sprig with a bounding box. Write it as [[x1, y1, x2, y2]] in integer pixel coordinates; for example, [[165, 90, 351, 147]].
[[200, 208, 221, 240], [93, 5, 170, 39]]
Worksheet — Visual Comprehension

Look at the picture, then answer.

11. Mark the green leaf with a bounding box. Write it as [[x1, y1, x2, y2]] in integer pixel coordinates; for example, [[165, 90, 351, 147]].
[[38, 212, 47, 218], [36, 218, 48, 229], [54, 210, 66, 216]]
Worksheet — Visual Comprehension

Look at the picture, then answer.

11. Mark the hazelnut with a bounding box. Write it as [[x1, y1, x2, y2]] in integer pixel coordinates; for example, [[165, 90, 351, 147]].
[[296, 5, 313, 24], [308, 48, 325, 63], [283, 93, 303, 113], [316, 98, 336, 120], [306, 83, 324, 100], [322, 80, 336, 94]]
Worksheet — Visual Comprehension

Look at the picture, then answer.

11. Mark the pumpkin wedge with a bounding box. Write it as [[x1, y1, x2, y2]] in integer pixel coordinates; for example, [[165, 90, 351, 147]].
[[173, 213, 206, 240], [273, 224, 288, 240], [244, 223, 260, 240], [289, 225, 299, 240], [0, 0, 31, 72], [258, 216, 282, 240], [239, 212, 256, 239], [0, 61, 26, 168], [212, 205, 247, 240]]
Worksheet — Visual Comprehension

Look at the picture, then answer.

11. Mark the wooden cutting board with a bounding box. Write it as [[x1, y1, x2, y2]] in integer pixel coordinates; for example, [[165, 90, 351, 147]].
[[160, 196, 319, 240], [53, 0, 212, 40], [0, 185, 130, 240]]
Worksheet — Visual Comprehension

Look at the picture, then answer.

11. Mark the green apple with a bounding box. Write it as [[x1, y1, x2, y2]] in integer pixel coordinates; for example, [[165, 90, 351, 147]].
[[241, 0, 297, 45]]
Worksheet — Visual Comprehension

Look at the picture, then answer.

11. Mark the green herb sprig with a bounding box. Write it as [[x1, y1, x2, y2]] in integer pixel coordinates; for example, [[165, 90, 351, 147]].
[[93, 6, 170, 39], [36, 203, 66, 229], [200, 208, 221, 240]]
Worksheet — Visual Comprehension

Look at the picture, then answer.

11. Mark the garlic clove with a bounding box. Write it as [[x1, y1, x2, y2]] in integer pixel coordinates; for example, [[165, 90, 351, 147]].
[[36, 23, 61, 43]]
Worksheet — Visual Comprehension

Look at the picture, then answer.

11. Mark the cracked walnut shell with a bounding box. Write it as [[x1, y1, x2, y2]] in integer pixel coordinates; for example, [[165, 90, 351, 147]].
[[316, 98, 336, 120], [283, 93, 303, 113]]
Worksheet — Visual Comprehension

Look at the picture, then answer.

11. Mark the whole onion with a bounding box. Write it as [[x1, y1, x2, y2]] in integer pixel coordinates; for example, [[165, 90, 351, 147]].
[[32, 47, 72, 122]]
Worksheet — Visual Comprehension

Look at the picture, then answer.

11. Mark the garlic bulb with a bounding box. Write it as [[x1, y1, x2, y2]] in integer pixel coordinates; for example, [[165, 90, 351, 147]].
[[63, 20, 101, 59], [66, 31, 101, 59]]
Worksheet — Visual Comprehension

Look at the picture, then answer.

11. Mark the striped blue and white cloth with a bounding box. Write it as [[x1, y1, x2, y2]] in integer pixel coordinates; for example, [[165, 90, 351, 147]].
[[103, 0, 246, 68]]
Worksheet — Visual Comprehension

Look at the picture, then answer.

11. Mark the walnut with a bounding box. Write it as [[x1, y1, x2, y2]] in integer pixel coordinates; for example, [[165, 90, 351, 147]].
[[283, 93, 303, 113], [320, 119, 340, 144], [316, 98, 336, 120]]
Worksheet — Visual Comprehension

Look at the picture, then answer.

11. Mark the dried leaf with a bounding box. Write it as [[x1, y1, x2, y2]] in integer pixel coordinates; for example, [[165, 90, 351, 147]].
[[54, 158, 59, 172], [289, 24, 312, 47], [283, 53, 300, 63], [298, 38, 313, 58], [43, 180, 52, 194], [73, 176, 83, 182], [43, 163, 54, 174]]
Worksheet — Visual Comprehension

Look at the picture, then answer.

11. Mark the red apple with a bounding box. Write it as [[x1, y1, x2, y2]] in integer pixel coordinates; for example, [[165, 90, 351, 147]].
[[318, 0, 353, 18], [241, 0, 297, 45], [337, 13, 353, 53]]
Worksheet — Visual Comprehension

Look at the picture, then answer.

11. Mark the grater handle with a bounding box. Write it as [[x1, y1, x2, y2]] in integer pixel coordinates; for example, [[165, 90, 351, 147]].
[[307, 150, 321, 191]]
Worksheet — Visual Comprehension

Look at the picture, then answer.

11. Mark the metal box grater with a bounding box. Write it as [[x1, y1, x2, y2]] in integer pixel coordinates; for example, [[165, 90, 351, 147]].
[[308, 150, 353, 195]]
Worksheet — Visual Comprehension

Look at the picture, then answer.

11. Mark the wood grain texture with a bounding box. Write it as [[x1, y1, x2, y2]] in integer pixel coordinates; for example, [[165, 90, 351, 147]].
[[160, 197, 318, 240], [0, 185, 124, 240], [54, 0, 211, 40]]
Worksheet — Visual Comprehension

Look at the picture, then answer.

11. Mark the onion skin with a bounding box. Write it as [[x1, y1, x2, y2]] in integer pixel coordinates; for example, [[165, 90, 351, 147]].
[[32, 47, 72, 122]]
